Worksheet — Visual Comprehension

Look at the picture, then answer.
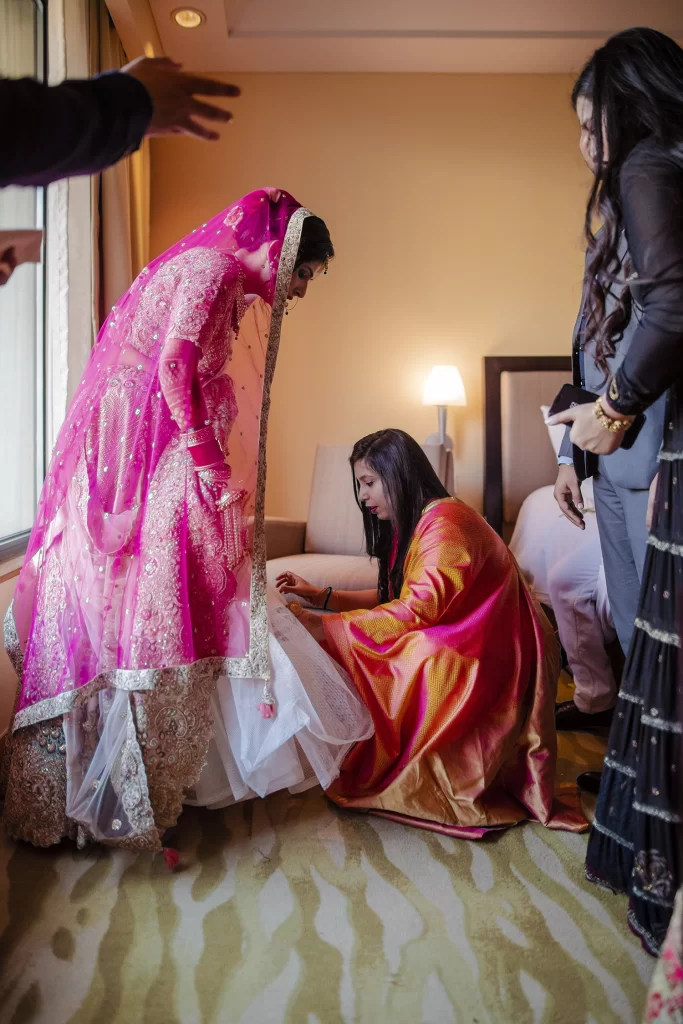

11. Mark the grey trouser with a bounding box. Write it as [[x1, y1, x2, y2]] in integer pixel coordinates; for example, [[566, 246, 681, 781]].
[[592, 465, 650, 662]]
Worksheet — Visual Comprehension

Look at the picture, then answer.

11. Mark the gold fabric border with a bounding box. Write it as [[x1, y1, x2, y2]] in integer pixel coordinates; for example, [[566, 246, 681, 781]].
[[10, 617, 230, 732], [226, 207, 311, 680]]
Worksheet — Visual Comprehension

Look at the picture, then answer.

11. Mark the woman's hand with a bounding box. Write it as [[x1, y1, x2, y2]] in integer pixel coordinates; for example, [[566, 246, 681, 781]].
[[288, 602, 326, 642], [646, 472, 659, 531], [553, 464, 585, 529], [546, 396, 633, 455], [197, 464, 232, 504], [276, 571, 323, 607]]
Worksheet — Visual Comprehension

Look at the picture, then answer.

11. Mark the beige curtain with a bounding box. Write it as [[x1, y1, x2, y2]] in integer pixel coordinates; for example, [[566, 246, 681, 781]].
[[44, 0, 150, 451], [0, 0, 43, 536], [90, 1, 150, 330]]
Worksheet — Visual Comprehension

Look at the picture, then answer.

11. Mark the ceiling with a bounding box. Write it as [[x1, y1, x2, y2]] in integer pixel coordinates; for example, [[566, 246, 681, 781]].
[[109, 0, 683, 73]]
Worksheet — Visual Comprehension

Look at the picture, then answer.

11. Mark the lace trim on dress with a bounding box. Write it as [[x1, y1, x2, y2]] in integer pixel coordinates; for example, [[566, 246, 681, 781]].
[[592, 817, 635, 850], [635, 617, 681, 648], [232, 207, 311, 682], [648, 535, 683, 556], [634, 800, 682, 824], [641, 714, 683, 734], [604, 756, 637, 778]]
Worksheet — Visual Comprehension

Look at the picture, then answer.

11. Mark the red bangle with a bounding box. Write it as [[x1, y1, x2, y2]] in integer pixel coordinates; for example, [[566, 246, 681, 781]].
[[184, 426, 216, 448]]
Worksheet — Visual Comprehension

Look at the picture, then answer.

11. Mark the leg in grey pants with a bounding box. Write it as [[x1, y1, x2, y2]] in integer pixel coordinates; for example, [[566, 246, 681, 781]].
[[592, 467, 650, 661]]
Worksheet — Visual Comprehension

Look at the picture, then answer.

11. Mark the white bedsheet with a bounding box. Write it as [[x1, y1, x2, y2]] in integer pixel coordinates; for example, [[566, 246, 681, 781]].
[[509, 481, 615, 710], [509, 479, 597, 606]]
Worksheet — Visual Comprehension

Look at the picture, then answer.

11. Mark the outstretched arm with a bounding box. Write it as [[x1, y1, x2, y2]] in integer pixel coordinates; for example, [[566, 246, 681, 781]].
[[276, 571, 378, 610], [0, 74, 152, 187]]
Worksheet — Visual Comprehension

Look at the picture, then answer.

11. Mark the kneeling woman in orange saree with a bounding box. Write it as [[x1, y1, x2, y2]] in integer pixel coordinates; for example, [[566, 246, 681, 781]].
[[278, 429, 586, 838]]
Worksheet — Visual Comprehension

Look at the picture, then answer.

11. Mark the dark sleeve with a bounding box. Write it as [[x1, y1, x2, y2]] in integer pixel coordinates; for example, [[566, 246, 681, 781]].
[[609, 143, 683, 415], [0, 72, 153, 188]]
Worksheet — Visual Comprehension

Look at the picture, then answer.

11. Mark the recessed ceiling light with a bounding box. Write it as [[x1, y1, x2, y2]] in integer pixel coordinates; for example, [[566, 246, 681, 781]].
[[172, 8, 205, 29]]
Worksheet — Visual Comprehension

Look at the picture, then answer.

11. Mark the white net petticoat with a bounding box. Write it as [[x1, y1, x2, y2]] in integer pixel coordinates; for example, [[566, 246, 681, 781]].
[[186, 593, 374, 806], [62, 589, 373, 839]]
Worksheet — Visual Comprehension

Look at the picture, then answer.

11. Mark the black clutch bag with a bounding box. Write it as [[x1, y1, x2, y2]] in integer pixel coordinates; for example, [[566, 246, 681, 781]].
[[548, 383, 644, 482]]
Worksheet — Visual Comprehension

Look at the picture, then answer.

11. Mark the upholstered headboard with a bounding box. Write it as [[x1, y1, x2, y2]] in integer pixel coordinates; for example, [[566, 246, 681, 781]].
[[305, 443, 451, 555], [483, 356, 572, 539]]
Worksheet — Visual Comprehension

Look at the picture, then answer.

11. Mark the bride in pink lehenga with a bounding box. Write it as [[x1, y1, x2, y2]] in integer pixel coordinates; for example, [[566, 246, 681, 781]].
[[1, 188, 372, 853]]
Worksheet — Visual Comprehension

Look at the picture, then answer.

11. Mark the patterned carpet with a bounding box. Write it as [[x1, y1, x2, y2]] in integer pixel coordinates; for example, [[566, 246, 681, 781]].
[[0, 679, 654, 1024]]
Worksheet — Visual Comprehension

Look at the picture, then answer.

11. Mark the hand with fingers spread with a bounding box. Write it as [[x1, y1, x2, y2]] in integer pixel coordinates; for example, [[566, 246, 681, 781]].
[[276, 571, 324, 607], [553, 464, 585, 529], [122, 57, 240, 141]]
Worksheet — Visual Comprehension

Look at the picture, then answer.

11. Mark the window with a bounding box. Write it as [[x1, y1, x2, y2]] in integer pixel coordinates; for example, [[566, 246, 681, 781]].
[[0, 0, 47, 557]]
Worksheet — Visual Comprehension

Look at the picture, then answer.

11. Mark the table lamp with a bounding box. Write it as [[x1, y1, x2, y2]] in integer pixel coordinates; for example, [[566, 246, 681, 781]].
[[423, 365, 466, 451]]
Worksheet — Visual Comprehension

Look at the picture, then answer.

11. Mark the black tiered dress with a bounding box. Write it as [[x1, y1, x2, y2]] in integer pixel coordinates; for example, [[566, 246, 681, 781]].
[[585, 138, 683, 955]]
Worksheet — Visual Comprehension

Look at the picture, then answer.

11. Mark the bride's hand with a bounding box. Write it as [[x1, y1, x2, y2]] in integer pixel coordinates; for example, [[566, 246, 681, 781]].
[[289, 603, 326, 642], [276, 571, 322, 607], [197, 464, 231, 499]]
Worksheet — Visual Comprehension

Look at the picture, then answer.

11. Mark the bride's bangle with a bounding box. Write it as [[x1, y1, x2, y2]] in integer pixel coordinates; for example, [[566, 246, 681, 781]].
[[323, 587, 333, 611], [594, 397, 633, 433], [184, 426, 217, 447]]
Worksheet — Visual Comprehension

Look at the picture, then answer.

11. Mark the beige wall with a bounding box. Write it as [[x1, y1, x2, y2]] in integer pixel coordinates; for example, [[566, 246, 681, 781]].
[[150, 73, 590, 518]]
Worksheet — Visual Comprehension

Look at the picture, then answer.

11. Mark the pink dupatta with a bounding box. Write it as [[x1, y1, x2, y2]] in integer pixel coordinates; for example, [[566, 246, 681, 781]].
[[7, 188, 312, 731]]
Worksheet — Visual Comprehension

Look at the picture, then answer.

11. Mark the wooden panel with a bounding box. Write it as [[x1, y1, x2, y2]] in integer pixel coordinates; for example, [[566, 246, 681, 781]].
[[483, 355, 571, 537]]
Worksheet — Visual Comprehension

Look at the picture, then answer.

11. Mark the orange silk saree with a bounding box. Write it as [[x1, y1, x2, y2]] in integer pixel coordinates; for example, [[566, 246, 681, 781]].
[[323, 499, 586, 837]]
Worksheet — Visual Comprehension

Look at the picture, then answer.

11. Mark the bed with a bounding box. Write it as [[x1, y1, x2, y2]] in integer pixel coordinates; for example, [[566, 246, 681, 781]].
[[483, 355, 616, 686]]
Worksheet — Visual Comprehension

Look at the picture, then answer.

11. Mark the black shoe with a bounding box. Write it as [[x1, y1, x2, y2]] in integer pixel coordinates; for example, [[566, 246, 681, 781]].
[[555, 700, 614, 731], [577, 771, 603, 796]]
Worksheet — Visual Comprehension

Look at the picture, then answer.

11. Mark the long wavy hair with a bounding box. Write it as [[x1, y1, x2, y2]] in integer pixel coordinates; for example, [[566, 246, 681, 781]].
[[572, 27, 683, 377], [350, 429, 449, 602]]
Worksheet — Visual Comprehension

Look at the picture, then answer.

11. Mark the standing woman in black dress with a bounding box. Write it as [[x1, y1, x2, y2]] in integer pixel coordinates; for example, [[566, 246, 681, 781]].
[[547, 26, 683, 955]]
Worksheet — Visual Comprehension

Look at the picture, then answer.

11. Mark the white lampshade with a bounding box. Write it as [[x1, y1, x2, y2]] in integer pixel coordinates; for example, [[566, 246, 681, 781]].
[[422, 365, 467, 407]]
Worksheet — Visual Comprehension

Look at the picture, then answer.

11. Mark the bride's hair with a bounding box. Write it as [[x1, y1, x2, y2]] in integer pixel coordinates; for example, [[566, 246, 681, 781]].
[[295, 215, 334, 269], [350, 429, 449, 603]]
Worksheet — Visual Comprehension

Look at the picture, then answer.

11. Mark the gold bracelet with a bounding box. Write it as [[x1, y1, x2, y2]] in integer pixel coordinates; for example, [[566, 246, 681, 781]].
[[593, 398, 632, 433]]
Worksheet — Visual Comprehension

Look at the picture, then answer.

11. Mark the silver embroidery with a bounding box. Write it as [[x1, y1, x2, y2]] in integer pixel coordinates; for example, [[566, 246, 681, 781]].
[[634, 617, 681, 648], [604, 756, 637, 778], [634, 849, 675, 901], [117, 700, 156, 839], [227, 207, 310, 681], [11, 644, 227, 732], [631, 884, 675, 909], [641, 714, 683, 734], [633, 800, 682, 823], [648, 535, 683, 557], [591, 817, 635, 850], [617, 688, 644, 705], [626, 908, 662, 956]]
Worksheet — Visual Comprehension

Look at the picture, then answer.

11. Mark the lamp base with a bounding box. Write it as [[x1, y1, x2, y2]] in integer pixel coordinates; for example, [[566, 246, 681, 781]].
[[424, 430, 453, 452]]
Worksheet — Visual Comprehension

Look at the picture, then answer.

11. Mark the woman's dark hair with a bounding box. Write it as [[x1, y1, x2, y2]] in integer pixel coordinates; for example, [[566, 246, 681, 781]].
[[572, 27, 683, 377], [350, 429, 449, 602], [295, 215, 334, 269]]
